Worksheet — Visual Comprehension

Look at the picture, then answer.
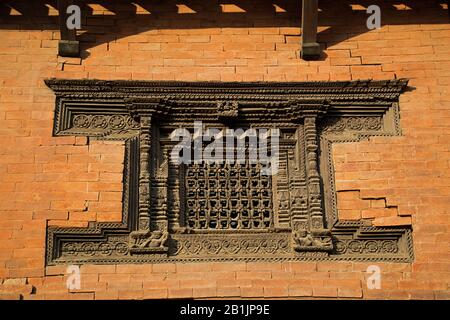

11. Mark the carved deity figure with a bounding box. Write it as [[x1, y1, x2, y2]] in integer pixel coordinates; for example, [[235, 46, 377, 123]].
[[293, 230, 332, 248], [142, 230, 169, 248], [130, 230, 169, 249]]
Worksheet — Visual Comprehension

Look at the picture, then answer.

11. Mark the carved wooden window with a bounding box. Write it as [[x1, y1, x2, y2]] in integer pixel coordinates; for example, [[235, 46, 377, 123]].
[[45, 79, 413, 264], [185, 161, 273, 230]]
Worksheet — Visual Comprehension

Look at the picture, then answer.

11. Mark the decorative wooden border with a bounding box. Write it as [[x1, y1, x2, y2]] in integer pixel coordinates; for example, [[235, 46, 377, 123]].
[[44, 79, 413, 264]]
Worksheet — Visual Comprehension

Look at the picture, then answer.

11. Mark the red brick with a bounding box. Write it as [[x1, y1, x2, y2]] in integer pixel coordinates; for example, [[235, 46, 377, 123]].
[[192, 287, 217, 298], [263, 287, 288, 298], [0, 293, 22, 300], [288, 287, 313, 297], [211, 262, 246, 272], [118, 290, 144, 300], [116, 265, 152, 274], [317, 262, 352, 272], [338, 288, 363, 298], [246, 262, 282, 271], [241, 287, 264, 298], [217, 287, 241, 297], [313, 287, 338, 298], [176, 263, 212, 273], [95, 290, 119, 300], [236, 271, 271, 280], [141, 289, 167, 299], [82, 265, 115, 274], [168, 288, 192, 299]]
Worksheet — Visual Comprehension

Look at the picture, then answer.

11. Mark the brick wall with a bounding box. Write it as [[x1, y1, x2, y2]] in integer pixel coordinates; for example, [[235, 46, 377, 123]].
[[0, 1, 449, 299]]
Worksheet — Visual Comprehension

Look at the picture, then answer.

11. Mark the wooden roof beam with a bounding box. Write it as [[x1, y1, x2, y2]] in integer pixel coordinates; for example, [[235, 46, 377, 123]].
[[58, 0, 79, 57], [301, 0, 321, 60]]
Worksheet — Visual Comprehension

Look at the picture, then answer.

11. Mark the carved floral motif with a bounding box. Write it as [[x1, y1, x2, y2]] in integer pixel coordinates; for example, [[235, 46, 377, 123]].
[[72, 114, 140, 131], [321, 116, 382, 133]]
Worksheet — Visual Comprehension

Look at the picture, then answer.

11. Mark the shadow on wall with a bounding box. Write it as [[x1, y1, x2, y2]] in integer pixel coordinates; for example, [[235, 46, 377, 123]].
[[0, 0, 449, 53]]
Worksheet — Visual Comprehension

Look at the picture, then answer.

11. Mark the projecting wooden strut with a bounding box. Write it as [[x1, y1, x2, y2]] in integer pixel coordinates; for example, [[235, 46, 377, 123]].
[[57, 0, 79, 57], [301, 0, 321, 60]]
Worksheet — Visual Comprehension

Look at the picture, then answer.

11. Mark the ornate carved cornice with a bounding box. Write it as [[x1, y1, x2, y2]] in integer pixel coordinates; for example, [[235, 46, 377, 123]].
[[44, 78, 409, 91]]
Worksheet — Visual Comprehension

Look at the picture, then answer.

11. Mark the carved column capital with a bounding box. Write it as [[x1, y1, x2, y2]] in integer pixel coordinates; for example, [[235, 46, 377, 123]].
[[125, 97, 170, 122], [288, 100, 329, 121]]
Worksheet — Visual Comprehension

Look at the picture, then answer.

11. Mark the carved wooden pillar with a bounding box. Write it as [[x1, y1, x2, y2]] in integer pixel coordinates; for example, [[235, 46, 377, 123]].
[[153, 144, 169, 231], [291, 102, 332, 252], [301, 0, 321, 60], [289, 128, 308, 231], [137, 116, 152, 231], [304, 116, 325, 230], [127, 101, 169, 254], [57, 0, 79, 57], [275, 148, 290, 228], [168, 156, 183, 231]]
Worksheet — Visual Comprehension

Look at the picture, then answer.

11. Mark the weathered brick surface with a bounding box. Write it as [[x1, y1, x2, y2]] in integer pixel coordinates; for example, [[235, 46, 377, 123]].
[[0, 1, 449, 299]]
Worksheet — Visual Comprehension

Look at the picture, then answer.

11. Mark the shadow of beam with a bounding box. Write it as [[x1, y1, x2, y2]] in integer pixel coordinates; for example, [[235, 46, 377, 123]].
[[0, 0, 448, 53]]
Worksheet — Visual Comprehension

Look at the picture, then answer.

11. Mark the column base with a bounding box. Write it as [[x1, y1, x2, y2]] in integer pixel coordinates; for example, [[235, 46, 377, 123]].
[[58, 40, 80, 57], [301, 42, 321, 60]]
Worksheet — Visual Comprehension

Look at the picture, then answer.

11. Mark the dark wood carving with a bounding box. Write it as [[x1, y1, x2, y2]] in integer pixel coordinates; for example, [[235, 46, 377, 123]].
[[301, 0, 321, 59], [44, 79, 413, 264], [57, 0, 79, 57]]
